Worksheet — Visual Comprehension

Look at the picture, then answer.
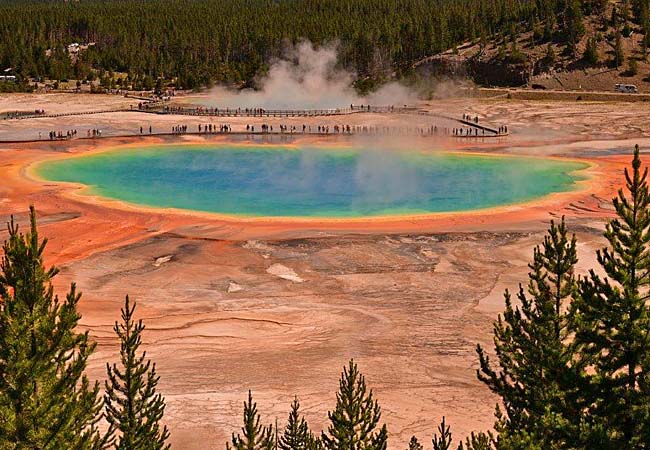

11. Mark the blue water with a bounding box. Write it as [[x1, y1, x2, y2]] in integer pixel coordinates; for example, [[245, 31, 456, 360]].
[[35, 145, 588, 217]]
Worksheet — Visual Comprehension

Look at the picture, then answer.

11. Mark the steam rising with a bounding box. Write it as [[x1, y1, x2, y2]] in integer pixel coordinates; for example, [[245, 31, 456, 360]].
[[204, 41, 417, 109]]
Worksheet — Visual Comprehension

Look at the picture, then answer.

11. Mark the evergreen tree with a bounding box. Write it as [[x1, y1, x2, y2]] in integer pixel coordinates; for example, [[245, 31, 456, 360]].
[[431, 417, 453, 450], [322, 359, 387, 450], [407, 436, 423, 450], [476, 217, 580, 448], [0, 207, 103, 448], [430, 417, 493, 450], [573, 145, 650, 447], [280, 397, 319, 450], [545, 43, 557, 64], [228, 391, 275, 450], [497, 39, 508, 61], [584, 36, 599, 65], [612, 5, 621, 28], [0, 0, 559, 91], [627, 57, 639, 75], [104, 295, 171, 450], [614, 32, 625, 68], [457, 431, 494, 450], [564, 0, 586, 55]]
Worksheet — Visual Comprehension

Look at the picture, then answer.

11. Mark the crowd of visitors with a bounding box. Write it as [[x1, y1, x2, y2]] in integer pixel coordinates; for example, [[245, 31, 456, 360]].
[[47, 129, 77, 140], [32, 112, 509, 142]]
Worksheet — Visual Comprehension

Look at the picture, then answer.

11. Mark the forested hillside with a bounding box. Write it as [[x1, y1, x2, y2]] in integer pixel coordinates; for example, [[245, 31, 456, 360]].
[[424, 0, 650, 90], [0, 0, 648, 91]]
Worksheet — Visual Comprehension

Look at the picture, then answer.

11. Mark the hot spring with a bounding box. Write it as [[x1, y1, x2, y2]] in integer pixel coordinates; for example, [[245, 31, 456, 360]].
[[35, 144, 588, 218]]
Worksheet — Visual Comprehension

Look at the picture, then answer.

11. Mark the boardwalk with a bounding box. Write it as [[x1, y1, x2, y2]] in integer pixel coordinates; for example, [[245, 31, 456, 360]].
[[0, 101, 508, 142], [3, 104, 415, 120], [150, 104, 417, 118], [0, 127, 508, 145]]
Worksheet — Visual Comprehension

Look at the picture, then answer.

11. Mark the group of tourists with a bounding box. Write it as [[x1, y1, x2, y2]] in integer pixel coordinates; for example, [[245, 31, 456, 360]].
[[234, 122, 511, 137], [453, 127, 487, 137], [245, 124, 347, 134], [460, 113, 509, 136], [171, 125, 188, 134], [462, 113, 480, 123], [159, 105, 361, 117], [240, 123, 491, 137], [350, 104, 400, 112], [164, 106, 274, 117], [197, 123, 231, 133], [316, 125, 346, 133], [47, 129, 77, 140], [4, 109, 46, 120], [147, 103, 412, 118], [168, 124, 232, 134], [34, 112, 509, 142], [346, 125, 446, 136], [44, 128, 105, 140]]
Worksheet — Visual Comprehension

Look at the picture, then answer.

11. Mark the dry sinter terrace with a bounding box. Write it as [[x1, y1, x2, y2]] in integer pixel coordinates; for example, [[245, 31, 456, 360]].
[[1, 91, 648, 449]]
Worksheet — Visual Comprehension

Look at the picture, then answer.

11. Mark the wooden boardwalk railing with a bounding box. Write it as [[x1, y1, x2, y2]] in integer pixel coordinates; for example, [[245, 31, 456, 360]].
[[147, 105, 416, 117], [1, 103, 508, 139]]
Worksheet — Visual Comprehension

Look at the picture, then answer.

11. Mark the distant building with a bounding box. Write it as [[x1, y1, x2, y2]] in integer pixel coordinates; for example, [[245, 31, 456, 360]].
[[45, 43, 95, 61], [0, 68, 16, 82]]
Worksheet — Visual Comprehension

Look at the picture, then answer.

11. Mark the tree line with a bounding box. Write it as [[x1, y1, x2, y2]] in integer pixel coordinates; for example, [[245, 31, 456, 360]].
[[3, 0, 649, 93], [0, 210, 169, 449], [1, 146, 650, 449]]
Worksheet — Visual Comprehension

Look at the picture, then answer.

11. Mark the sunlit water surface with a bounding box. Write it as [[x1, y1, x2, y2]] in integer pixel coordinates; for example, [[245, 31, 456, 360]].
[[36, 145, 588, 217]]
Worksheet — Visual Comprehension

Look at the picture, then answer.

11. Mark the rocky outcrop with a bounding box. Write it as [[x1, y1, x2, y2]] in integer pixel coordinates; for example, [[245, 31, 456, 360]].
[[415, 53, 533, 87]]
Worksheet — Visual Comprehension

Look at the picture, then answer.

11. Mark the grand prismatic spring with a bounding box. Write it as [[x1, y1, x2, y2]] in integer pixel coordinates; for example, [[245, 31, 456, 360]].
[[1, 92, 644, 450], [5, 0, 650, 447], [35, 144, 588, 218]]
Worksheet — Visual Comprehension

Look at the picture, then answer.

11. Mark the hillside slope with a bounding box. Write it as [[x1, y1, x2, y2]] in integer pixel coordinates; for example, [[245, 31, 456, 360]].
[[418, 0, 650, 93]]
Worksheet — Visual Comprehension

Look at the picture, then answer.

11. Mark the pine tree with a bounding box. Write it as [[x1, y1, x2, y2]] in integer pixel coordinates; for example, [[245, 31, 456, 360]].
[[627, 57, 639, 75], [407, 436, 423, 450], [228, 391, 275, 450], [429, 417, 493, 450], [280, 397, 319, 450], [457, 431, 493, 450], [563, 0, 585, 55], [476, 217, 580, 447], [0, 207, 103, 448], [0, 0, 556, 92], [573, 145, 650, 447], [545, 43, 557, 64], [104, 295, 171, 450], [584, 36, 599, 65], [431, 417, 453, 450], [322, 359, 387, 450], [614, 32, 625, 68]]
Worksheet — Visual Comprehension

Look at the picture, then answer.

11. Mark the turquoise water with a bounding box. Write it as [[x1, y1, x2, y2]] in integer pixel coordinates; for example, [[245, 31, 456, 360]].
[[36, 145, 588, 218]]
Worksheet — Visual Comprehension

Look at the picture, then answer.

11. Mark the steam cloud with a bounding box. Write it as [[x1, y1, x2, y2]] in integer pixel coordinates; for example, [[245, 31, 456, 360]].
[[203, 40, 417, 110]]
